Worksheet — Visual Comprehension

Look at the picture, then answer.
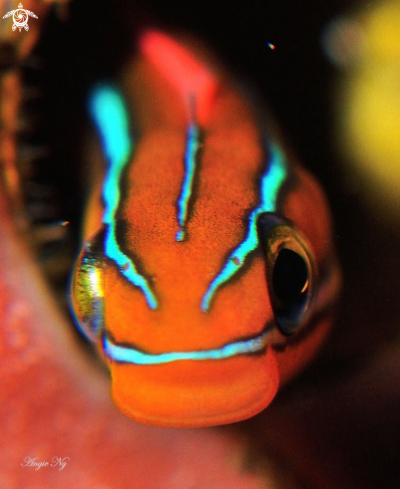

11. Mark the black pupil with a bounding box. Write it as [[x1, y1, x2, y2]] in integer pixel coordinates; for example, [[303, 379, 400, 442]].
[[272, 248, 308, 303]]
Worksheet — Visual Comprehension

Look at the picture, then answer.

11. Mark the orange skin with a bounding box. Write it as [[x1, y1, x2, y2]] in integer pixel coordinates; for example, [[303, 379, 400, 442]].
[[71, 30, 340, 427]]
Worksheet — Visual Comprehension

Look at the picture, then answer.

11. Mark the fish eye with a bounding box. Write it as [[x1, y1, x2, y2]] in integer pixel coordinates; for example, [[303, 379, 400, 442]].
[[271, 247, 310, 334], [258, 213, 315, 335], [69, 233, 105, 342]]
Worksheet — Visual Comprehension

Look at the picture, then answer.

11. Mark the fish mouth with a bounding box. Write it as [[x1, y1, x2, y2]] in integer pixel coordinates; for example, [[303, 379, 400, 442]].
[[102, 326, 271, 366]]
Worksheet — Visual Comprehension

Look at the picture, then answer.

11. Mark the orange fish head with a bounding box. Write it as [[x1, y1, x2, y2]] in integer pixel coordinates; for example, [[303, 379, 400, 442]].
[[70, 202, 338, 427], [69, 46, 340, 427]]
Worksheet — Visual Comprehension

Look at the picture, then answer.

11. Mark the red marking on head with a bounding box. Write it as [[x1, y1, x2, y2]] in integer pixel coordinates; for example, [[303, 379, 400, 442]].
[[140, 30, 217, 125]]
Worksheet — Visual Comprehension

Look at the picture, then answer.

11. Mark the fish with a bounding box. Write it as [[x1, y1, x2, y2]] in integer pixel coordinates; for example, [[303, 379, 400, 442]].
[[70, 29, 341, 427]]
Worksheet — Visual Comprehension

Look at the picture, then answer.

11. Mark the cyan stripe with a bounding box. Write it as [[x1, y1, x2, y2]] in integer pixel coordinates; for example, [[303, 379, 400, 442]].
[[103, 329, 269, 365], [89, 85, 158, 310], [201, 143, 288, 311], [176, 124, 200, 242]]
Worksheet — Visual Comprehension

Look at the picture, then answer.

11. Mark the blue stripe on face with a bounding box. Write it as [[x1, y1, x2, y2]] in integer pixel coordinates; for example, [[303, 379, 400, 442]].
[[176, 123, 200, 242], [201, 143, 288, 312], [89, 86, 158, 310], [103, 328, 270, 365]]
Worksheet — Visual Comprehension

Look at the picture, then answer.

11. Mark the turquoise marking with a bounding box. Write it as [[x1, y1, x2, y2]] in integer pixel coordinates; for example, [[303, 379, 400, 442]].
[[103, 329, 269, 365], [89, 86, 158, 310], [176, 124, 200, 242], [201, 143, 288, 311]]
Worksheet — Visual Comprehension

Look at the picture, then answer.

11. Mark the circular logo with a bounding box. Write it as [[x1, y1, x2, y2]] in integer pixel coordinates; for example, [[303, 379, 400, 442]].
[[12, 8, 28, 31]]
